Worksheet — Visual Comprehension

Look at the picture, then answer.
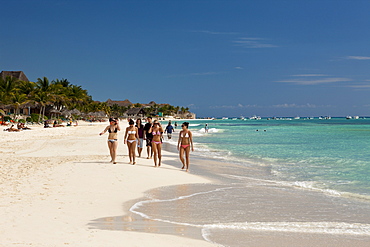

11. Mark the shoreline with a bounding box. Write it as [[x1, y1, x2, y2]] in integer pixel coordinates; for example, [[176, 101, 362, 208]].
[[0, 122, 215, 246], [125, 132, 370, 246], [2, 122, 370, 246]]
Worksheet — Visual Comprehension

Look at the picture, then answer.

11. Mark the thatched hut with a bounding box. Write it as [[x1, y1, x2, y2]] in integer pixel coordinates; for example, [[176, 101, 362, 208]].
[[0, 71, 29, 82], [106, 99, 132, 107], [126, 107, 146, 118]]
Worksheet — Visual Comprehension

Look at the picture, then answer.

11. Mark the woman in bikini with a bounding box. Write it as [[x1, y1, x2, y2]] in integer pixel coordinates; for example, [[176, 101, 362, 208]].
[[124, 119, 140, 165], [149, 121, 164, 167], [99, 118, 121, 164], [177, 122, 193, 172]]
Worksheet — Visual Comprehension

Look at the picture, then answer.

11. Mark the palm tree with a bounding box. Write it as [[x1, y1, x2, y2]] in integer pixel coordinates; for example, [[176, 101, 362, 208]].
[[0, 76, 18, 104], [11, 93, 29, 116], [35, 77, 59, 121], [34, 91, 51, 122], [19, 81, 36, 97]]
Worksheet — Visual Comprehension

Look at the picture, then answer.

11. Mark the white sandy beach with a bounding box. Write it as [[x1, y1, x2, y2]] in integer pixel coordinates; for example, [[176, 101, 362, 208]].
[[0, 122, 215, 247]]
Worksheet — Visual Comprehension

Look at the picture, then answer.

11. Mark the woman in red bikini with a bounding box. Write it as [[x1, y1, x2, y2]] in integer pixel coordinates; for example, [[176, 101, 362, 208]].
[[177, 122, 193, 172], [149, 121, 163, 167], [124, 119, 140, 165]]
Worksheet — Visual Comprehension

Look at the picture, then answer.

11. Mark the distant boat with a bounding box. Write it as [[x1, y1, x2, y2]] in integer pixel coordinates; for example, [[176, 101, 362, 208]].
[[346, 116, 352, 119], [249, 115, 261, 120], [294, 116, 300, 120], [354, 116, 359, 119], [232, 118, 237, 120], [222, 117, 229, 120]]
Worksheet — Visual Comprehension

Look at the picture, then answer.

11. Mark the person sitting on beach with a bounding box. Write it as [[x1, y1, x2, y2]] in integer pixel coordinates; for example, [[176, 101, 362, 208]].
[[44, 121, 50, 128], [164, 121, 175, 140], [17, 122, 24, 129], [99, 118, 121, 164], [53, 120, 65, 127], [177, 122, 193, 172], [17, 122, 31, 130], [124, 119, 140, 165], [149, 121, 164, 167]]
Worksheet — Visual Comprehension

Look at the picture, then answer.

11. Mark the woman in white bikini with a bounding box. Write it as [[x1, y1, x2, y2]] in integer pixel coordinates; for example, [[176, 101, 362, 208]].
[[149, 121, 164, 167], [177, 122, 193, 172], [99, 118, 121, 164], [124, 119, 140, 165]]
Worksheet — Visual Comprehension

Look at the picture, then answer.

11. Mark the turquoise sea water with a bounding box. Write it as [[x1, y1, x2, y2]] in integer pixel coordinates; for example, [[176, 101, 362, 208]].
[[184, 118, 370, 198], [91, 118, 370, 246]]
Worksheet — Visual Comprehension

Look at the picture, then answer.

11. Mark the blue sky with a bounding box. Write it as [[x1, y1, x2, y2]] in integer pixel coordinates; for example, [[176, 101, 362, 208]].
[[1, 0, 370, 117]]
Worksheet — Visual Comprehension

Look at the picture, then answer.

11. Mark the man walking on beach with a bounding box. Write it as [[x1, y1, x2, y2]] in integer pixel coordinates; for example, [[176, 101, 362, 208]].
[[143, 117, 153, 159], [165, 121, 175, 140]]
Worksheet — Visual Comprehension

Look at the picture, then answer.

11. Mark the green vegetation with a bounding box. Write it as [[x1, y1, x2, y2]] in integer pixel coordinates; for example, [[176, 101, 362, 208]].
[[0, 75, 190, 120]]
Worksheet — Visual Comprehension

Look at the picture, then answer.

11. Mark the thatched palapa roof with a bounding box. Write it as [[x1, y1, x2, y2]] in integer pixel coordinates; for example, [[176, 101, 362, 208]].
[[126, 107, 145, 115], [0, 71, 29, 82], [106, 99, 132, 107]]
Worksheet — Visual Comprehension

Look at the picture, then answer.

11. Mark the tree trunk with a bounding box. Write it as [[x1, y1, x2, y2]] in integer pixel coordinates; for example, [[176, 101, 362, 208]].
[[38, 106, 43, 123]]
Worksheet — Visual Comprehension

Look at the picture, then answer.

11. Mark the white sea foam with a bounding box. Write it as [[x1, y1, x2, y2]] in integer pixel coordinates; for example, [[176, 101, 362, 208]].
[[192, 127, 221, 137], [129, 187, 234, 227], [203, 221, 370, 235]]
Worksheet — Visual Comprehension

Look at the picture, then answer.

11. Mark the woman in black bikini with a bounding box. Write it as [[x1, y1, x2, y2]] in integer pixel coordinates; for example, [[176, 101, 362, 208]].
[[149, 121, 164, 167], [99, 118, 121, 164], [177, 122, 193, 172], [124, 119, 140, 165]]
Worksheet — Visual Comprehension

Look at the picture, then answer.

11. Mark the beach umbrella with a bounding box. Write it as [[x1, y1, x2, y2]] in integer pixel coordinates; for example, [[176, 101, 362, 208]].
[[70, 109, 81, 115], [61, 109, 72, 117]]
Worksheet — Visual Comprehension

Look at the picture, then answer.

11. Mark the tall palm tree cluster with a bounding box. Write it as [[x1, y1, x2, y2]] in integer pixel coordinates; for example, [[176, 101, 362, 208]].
[[0, 76, 93, 121], [0, 75, 191, 121]]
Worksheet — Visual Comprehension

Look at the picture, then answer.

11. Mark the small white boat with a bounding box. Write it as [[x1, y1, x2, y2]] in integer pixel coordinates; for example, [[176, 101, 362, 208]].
[[249, 115, 261, 120], [222, 117, 229, 120], [346, 116, 352, 119]]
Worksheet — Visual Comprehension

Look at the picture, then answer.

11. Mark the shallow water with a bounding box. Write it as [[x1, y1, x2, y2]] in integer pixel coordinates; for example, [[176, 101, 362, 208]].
[[185, 118, 370, 198], [89, 155, 370, 246]]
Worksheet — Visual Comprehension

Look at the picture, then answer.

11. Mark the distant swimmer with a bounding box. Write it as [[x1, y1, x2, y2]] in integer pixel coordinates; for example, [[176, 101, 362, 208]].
[[177, 122, 194, 172], [99, 118, 121, 164], [205, 123, 209, 133]]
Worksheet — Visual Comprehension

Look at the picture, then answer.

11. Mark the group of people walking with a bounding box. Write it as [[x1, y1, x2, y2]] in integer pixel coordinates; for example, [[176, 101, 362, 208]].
[[99, 117, 193, 172]]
